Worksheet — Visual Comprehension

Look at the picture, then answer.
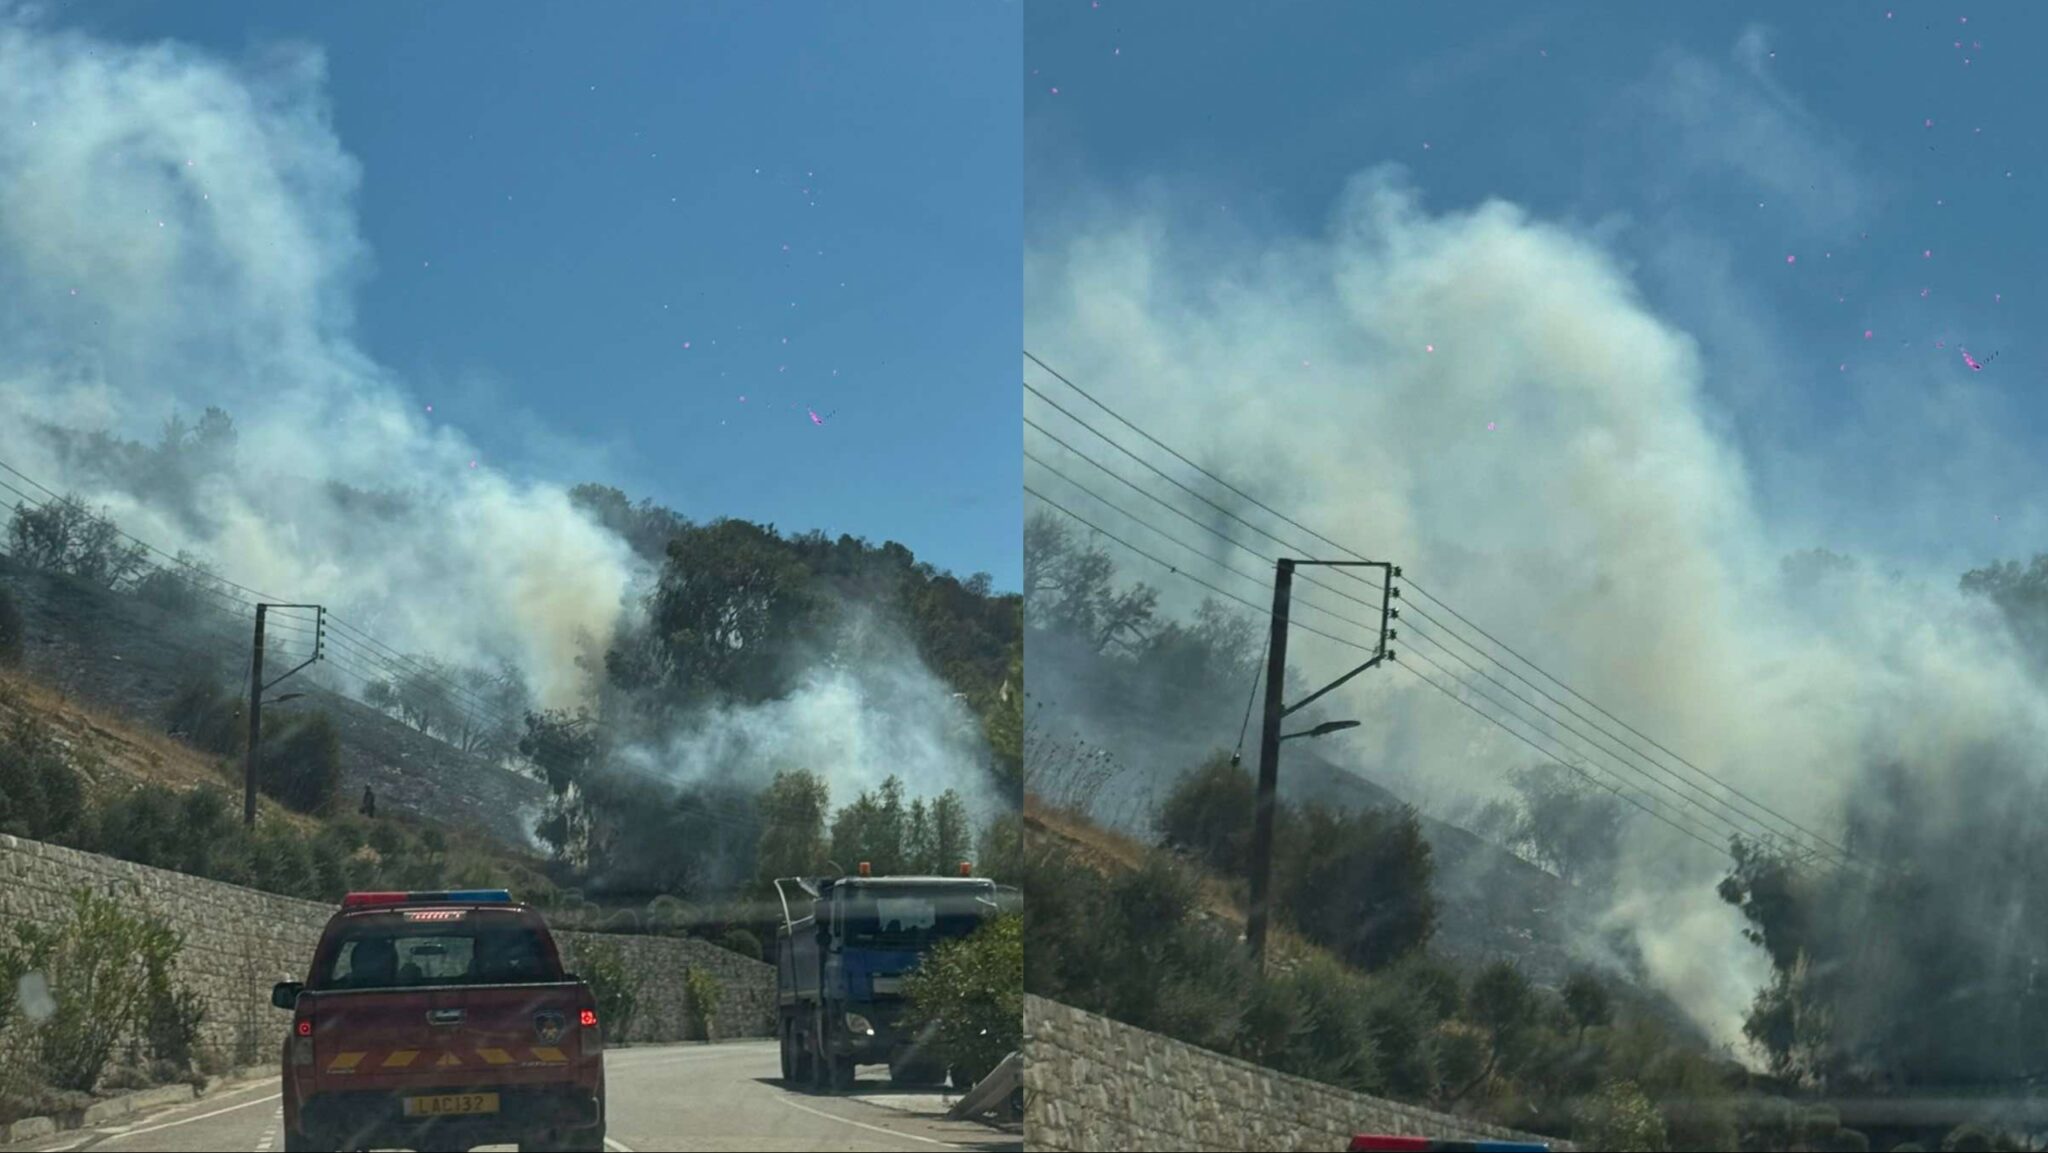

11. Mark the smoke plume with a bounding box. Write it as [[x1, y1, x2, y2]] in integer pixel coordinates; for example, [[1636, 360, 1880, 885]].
[[1025, 166, 2048, 1045]]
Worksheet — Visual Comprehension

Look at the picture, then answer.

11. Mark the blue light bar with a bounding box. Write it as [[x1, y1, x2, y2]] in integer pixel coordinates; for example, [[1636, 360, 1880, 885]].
[[441, 889, 513, 904]]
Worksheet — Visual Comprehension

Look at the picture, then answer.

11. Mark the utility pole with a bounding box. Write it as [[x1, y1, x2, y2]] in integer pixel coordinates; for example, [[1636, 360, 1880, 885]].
[[1244, 558, 1398, 968], [1244, 561, 1294, 964], [243, 605, 266, 827], [244, 603, 326, 827]]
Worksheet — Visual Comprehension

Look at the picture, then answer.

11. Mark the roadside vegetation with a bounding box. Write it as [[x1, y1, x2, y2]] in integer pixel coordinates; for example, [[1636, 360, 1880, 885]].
[[0, 889, 207, 1126]]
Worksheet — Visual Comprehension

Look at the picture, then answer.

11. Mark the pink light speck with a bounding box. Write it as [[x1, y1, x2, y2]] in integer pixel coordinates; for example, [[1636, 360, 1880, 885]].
[[1486, 421, 1497, 431], [1925, 118, 1934, 128], [1786, 254, 1797, 264], [683, 341, 691, 349], [1962, 349, 1984, 371], [468, 460, 477, 469], [1425, 344, 1435, 353], [1864, 329, 1874, 340], [1923, 249, 1933, 258], [1921, 288, 1931, 298], [809, 409, 825, 426]]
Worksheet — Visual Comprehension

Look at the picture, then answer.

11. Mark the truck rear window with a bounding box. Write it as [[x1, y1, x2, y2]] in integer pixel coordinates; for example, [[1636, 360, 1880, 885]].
[[318, 919, 560, 990]]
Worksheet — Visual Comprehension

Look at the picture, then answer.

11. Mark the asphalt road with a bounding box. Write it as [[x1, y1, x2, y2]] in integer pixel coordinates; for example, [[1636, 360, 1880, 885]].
[[6, 1042, 1022, 1153]]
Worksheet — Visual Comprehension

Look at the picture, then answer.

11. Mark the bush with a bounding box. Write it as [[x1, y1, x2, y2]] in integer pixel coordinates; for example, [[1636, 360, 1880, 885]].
[[261, 712, 342, 815], [0, 584, 22, 666], [901, 913, 1021, 1089], [0, 713, 86, 843], [576, 939, 639, 1044], [718, 928, 762, 960], [4, 889, 178, 1092], [5, 499, 148, 590], [162, 676, 245, 759], [683, 967, 721, 1041], [1572, 1079, 1669, 1151], [139, 921, 204, 1072]]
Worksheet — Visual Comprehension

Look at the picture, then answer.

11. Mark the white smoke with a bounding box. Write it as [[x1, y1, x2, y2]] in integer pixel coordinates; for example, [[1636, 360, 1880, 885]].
[[1025, 166, 2048, 1045], [0, 13, 1000, 834], [0, 14, 638, 707]]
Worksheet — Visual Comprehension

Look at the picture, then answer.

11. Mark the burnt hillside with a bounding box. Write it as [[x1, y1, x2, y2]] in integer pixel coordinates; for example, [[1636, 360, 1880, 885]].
[[0, 555, 543, 847]]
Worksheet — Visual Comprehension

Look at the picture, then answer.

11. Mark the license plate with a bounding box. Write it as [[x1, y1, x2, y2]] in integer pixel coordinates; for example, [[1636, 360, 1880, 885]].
[[402, 1093, 499, 1117]]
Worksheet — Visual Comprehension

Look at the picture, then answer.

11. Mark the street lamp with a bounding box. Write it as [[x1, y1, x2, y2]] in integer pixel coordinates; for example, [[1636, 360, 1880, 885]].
[[1246, 558, 1400, 967], [1280, 719, 1360, 742]]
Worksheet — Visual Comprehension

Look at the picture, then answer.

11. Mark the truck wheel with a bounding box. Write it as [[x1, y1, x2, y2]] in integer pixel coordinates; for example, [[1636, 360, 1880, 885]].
[[829, 1054, 857, 1092], [779, 1021, 796, 1083]]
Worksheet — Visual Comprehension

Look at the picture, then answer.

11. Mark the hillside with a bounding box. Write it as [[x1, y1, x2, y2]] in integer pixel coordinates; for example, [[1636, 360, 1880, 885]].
[[0, 554, 546, 847]]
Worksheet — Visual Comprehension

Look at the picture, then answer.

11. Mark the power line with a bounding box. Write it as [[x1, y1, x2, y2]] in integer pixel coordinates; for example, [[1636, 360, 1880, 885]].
[[1392, 649, 1734, 861], [1026, 376, 1835, 859], [1026, 449, 1384, 635], [1400, 618, 1803, 857], [1026, 415, 1385, 614], [1024, 483, 1376, 655], [1024, 350, 1853, 867]]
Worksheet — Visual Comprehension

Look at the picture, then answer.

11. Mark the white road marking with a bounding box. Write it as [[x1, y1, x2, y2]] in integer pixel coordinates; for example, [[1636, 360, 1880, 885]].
[[603, 1138, 636, 1152], [104, 1091, 283, 1142], [255, 1105, 280, 1151], [773, 1095, 961, 1148]]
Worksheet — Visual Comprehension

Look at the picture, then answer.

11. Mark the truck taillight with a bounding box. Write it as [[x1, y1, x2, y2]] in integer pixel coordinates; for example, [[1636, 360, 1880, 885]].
[[292, 1017, 314, 1066], [580, 1008, 598, 1028], [296, 1019, 313, 1037]]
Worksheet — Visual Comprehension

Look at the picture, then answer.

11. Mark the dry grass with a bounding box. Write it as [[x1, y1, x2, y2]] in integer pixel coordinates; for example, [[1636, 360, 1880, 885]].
[[1024, 792, 1323, 966], [0, 665, 318, 831]]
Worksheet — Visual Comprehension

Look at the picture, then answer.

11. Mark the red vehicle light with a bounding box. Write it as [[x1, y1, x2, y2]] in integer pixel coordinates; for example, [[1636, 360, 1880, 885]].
[[295, 1018, 313, 1037], [340, 891, 409, 909], [580, 1008, 598, 1028]]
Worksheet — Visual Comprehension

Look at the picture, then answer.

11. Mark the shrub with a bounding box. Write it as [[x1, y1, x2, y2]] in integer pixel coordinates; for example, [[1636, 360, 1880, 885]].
[[162, 676, 245, 759], [718, 928, 762, 960], [0, 713, 86, 843], [0, 584, 22, 666], [1571, 1079, 1669, 1152], [901, 912, 1021, 1089], [6, 499, 149, 590], [6, 889, 175, 1091], [576, 939, 639, 1044], [138, 920, 204, 1072], [683, 967, 721, 1041], [261, 711, 342, 815]]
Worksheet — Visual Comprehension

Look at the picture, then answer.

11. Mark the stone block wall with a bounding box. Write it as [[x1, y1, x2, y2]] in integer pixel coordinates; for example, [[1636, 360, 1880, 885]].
[[0, 834, 775, 1069], [1022, 994, 1571, 1152]]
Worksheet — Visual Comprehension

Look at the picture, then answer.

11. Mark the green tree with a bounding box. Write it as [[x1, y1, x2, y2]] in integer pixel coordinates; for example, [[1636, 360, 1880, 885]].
[[0, 583, 23, 666], [261, 712, 342, 815], [901, 913, 1022, 1088], [0, 712, 86, 842], [830, 777, 910, 875], [5, 497, 149, 590], [1156, 754, 1257, 876], [756, 769, 830, 883], [1571, 1080, 1669, 1152], [1280, 803, 1437, 972]]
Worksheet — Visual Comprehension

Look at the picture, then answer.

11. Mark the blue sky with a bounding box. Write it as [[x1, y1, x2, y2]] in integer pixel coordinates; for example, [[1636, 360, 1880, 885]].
[[60, 0, 1022, 586], [1026, 1, 2047, 572]]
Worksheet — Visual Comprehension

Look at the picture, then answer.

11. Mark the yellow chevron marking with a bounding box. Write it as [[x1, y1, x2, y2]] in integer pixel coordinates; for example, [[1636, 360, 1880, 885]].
[[436, 1051, 463, 1068], [529, 1046, 567, 1063], [326, 1051, 365, 1071], [382, 1050, 419, 1068], [477, 1047, 515, 1066]]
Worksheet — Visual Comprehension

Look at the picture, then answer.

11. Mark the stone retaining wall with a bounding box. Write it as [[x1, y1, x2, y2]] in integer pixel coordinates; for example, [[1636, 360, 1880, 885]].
[[1022, 994, 1571, 1152], [0, 834, 775, 1069]]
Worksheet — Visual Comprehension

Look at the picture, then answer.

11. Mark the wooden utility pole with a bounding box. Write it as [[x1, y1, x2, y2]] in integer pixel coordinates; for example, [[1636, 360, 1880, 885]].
[[244, 604, 267, 827], [1244, 559, 1397, 969], [243, 603, 325, 827], [1243, 561, 1294, 964]]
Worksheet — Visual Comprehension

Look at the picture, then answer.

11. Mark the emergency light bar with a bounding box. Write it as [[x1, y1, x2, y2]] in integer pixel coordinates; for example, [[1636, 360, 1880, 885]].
[[1347, 1138, 1549, 1152], [340, 889, 514, 909]]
